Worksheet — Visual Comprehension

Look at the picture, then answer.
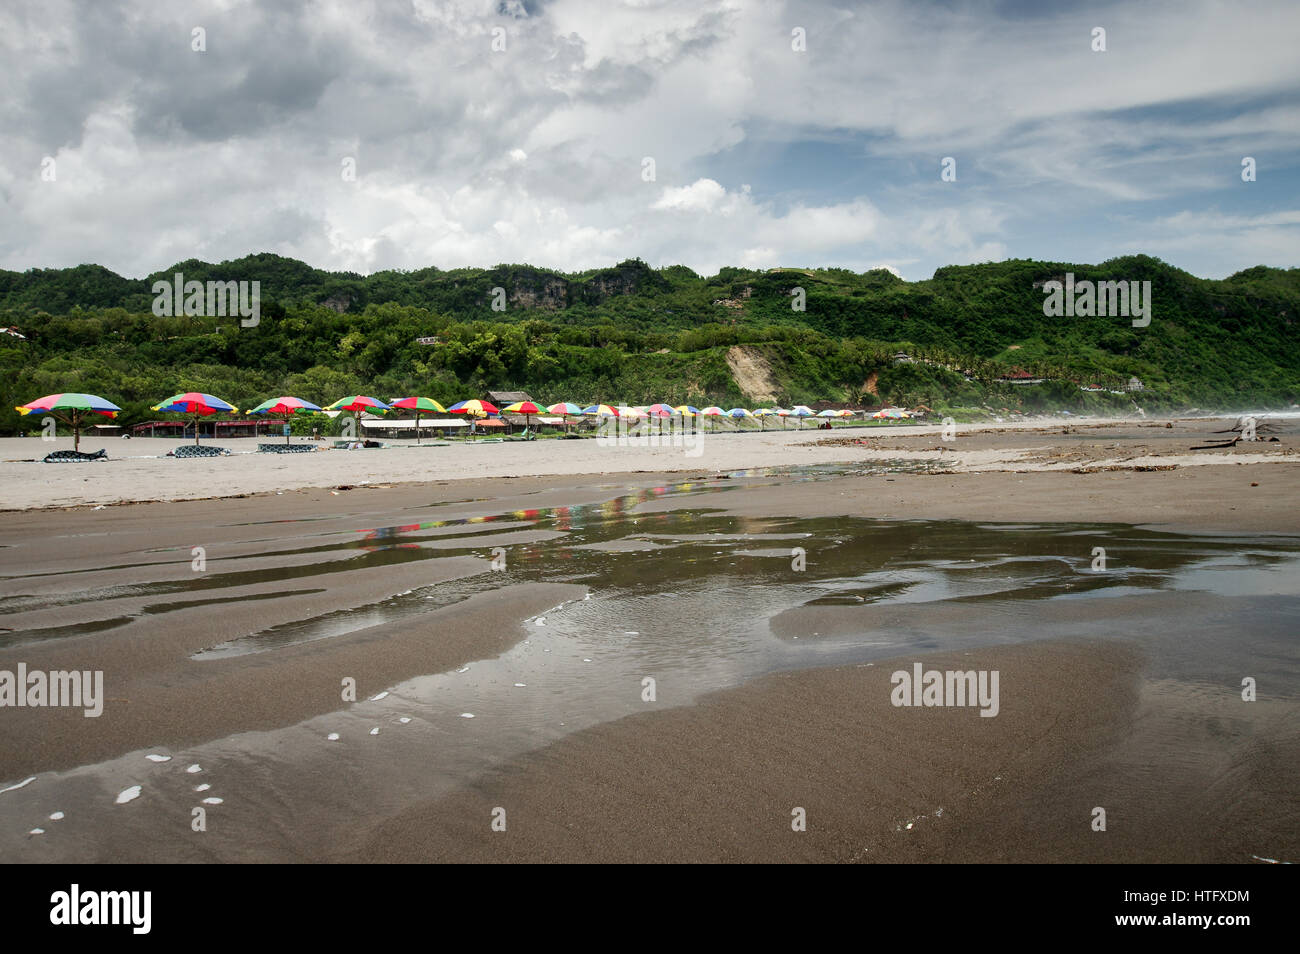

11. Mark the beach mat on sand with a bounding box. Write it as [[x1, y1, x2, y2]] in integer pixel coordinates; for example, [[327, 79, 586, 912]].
[[43, 448, 108, 462], [258, 443, 318, 454]]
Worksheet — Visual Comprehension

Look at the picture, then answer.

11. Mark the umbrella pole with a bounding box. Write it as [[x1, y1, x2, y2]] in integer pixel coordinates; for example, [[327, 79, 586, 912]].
[[195, 413, 201, 445], [285, 413, 291, 445], [416, 411, 421, 445], [72, 410, 81, 452]]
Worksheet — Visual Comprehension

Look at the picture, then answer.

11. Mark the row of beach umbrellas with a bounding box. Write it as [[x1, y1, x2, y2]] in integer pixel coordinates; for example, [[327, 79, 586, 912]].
[[14, 392, 865, 450]]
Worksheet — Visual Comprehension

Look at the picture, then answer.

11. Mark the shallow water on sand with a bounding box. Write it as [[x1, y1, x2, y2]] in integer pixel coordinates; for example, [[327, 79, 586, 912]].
[[1, 462, 1297, 861]]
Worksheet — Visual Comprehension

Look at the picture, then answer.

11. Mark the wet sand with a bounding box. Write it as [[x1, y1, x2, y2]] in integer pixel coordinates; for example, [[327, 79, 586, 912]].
[[0, 423, 1296, 863], [358, 640, 1144, 863]]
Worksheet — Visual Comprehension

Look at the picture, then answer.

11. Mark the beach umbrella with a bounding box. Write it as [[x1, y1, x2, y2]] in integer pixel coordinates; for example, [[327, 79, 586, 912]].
[[581, 404, 619, 417], [448, 399, 499, 440], [503, 400, 543, 432], [325, 395, 392, 441], [699, 405, 725, 432], [644, 403, 679, 417], [816, 409, 839, 417], [617, 405, 647, 418], [788, 405, 814, 429], [389, 396, 446, 445], [725, 407, 754, 431], [547, 402, 583, 434], [151, 392, 236, 445], [245, 396, 323, 444], [16, 392, 121, 451], [753, 407, 778, 430], [448, 399, 499, 416], [674, 405, 700, 416]]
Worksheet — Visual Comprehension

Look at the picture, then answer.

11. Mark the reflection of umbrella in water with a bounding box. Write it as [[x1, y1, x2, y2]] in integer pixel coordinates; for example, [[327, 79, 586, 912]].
[[244, 396, 323, 444], [16, 392, 121, 452], [151, 392, 235, 445]]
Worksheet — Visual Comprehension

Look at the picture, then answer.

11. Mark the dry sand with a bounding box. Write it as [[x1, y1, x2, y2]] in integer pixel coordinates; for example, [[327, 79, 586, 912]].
[[0, 415, 1293, 511]]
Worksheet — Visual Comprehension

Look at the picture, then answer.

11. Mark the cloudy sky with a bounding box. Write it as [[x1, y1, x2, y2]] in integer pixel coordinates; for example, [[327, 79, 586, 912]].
[[2, 0, 1298, 281]]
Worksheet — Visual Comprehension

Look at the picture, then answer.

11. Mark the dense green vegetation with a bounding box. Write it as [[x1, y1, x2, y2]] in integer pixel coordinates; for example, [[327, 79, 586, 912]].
[[1, 253, 1296, 435]]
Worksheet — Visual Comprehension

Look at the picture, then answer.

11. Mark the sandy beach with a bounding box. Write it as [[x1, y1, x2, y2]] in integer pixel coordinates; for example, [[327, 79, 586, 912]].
[[0, 414, 1293, 512], [0, 415, 1296, 863]]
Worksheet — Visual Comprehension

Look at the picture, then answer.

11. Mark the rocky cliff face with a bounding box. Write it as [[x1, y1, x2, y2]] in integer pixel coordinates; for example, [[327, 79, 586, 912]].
[[507, 270, 570, 310], [579, 259, 669, 305]]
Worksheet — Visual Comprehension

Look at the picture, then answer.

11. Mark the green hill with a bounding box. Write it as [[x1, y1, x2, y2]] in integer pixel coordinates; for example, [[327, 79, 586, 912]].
[[1, 253, 1296, 435]]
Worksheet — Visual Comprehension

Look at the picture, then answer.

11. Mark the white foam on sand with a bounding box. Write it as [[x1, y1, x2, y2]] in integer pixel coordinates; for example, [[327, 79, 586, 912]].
[[399, 717, 411, 724], [115, 786, 141, 805], [370, 691, 389, 701], [49, 811, 64, 820], [370, 727, 380, 735], [186, 764, 201, 774], [29, 828, 44, 835], [327, 733, 340, 741], [195, 784, 210, 792], [1, 777, 36, 795], [460, 713, 475, 718], [202, 797, 223, 805], [145, 754, 171, 762]]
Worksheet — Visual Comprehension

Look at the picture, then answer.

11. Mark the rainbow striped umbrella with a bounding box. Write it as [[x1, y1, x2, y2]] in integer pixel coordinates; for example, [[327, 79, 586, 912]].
[[788, 405, 814, 429], [245, 396, 322, 444], [725, 407, 753, 418], [325, 394, 392, 413], [547, 402, 583, 434], [503, 401, 543, 432], [151, 392, 236, 445], [16, 392, 121, 452], [698, 406, 725, 432], [325, 395, 391, 440], [389, 396, 446, 444], [644, 403, 679, 417], [674, 405, 700, 416], [582, 404, 619, 417], [616, 405, 647, 418], [448, 400, 499, 416]]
